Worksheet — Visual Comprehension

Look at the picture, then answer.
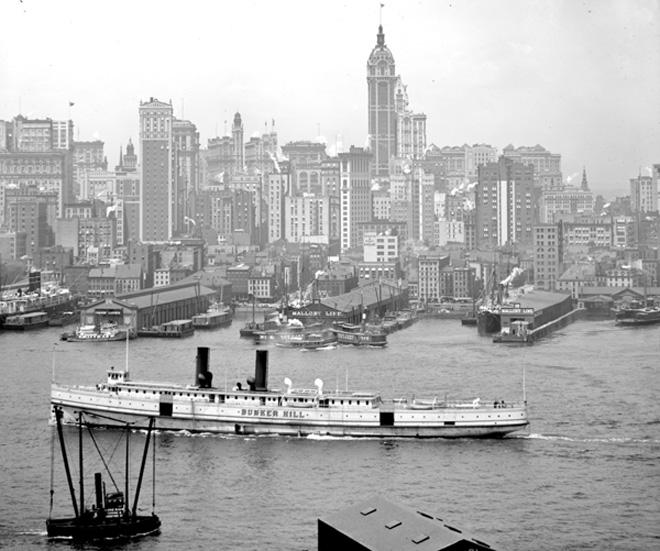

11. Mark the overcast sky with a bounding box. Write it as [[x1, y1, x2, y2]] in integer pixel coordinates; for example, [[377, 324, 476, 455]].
[[1, 0, 658, 196]]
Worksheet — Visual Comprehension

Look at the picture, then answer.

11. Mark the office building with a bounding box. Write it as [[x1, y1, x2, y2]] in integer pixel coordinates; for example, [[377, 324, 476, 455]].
[[630, 174, 657, 213], [73, 140, 106, 199], [475, 157, 536, 248], [367, 25, 397, 176], [139, 97, 173, 241], [339, 147, 372, 252], [267, 172, 290, 243], [232, 112, 244, 174], [533, 224, 563, 291], [501, 144, 562, 190], [172, 118, 200, 235]]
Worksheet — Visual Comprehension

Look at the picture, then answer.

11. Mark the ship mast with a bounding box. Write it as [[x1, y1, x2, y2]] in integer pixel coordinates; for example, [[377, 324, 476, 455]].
[[132, 417, 155, 517], [78, 412, 84, 514], [54, 407, 79, 518]]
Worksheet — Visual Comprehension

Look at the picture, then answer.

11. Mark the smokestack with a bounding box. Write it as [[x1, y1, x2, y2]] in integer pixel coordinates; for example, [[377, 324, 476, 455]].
[[254, 350, 268, 391], [94, 473, 103, 510], [195, 347, 213, 388]]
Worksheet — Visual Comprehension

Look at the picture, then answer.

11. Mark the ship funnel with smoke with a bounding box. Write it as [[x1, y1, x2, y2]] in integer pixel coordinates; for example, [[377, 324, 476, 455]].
[[500, 267, 524, 287]]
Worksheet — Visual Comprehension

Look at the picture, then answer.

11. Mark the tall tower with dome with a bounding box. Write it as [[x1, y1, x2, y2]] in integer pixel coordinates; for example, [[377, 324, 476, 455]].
[[367, 24, 397, 177]]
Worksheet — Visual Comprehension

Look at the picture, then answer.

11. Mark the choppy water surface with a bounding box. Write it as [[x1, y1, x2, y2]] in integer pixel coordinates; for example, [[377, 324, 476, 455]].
[[1, 316, 658, 550]]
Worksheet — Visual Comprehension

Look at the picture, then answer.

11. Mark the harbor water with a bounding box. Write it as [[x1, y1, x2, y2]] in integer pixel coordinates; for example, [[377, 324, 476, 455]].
[[1, 316, 658, 550]]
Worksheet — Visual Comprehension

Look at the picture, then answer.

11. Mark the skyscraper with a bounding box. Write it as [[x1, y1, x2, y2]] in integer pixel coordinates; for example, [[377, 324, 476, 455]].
[[139, 97, 173, 241], [173, 118, 200, 235], [339, 147, 372, 252], [232, 112, 244, 174], [367, 25, 397, 177], [630, 173, 657, 214], [475, 157, 536, 248]]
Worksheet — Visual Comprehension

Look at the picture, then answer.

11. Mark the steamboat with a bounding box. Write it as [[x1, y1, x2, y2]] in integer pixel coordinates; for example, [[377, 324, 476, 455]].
[[51, 348, 529, 438]]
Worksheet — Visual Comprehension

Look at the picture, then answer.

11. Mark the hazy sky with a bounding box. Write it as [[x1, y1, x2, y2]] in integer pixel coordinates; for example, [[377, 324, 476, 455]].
[[1, 0, 659, 196]]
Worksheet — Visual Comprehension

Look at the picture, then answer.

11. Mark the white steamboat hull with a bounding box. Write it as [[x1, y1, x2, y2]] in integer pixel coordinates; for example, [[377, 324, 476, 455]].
[[51, 387, 528, 439]]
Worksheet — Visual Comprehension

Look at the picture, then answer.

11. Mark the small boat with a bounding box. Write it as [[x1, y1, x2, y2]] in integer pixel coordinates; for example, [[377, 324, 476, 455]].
[[273, 327, 337, 349], [138, 319, 195, 338], [192, 304, 232, 329], [46, 407, 160, 541], [65, 322, 133, 342], [48, 311, 78, 327], [252, 318, 307, 343], [477, 306, 501, 334], [394, 310, 416, 329], [2, 311, 50, 330], [615, 305, 660, 326], [330, 322, 387, 347], [50, 347, 529, 438], [239, 299, 278, 338], [493, 320, 531, 343]]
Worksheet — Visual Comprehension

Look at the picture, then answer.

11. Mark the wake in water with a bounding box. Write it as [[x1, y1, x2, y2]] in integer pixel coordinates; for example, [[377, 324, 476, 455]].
[[517, 433, 660, 445]]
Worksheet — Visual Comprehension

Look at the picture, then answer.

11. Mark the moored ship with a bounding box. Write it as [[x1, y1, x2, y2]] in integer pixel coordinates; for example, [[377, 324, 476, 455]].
[[0, 283, 75, 325], [477, 307, 501, 334], [330, 322, 387, 347], [138, 319, 195, 338], [3, 311, 50, 330], [50, 348, 529, 438], [192, 304, 232, 329], [615, 305, 660, 326]]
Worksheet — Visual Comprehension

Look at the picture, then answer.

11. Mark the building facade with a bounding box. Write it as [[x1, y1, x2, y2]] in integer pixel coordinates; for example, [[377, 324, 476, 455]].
[[501, 144, 562, 190], [533, 224, 563, 291], [475, 157, 536, 248], [630, 175, 657, 214], [172, 119, 200, 236], [339, 147, 372, 252], [139, 98, 174, 241], [367, 25, 397, 176]]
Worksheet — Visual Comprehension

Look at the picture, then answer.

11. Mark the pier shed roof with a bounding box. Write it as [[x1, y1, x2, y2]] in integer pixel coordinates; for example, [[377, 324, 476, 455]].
[[508, 289, 571, 311], [318, 495, 493, 551], [117, 282, 216, 310], [321, 280, 404, 313]]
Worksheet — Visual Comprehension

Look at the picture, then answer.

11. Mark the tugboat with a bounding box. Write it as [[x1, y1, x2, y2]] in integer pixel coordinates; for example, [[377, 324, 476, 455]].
[[64, 322, 134, 342], [272, 325, 337, 349], [46, 407, 160, 541]]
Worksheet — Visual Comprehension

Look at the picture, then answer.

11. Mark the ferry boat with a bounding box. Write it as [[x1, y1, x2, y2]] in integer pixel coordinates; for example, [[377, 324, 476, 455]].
[[2, 311, 50, 330], [50, 348, 529, 438], [192, 304, 232, 329], [138, 319, 195, 338], [331, 322, 387, 347]]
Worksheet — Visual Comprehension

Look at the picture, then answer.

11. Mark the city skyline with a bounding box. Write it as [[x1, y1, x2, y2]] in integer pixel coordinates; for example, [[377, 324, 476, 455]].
[[2, 0, 659, 196]]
